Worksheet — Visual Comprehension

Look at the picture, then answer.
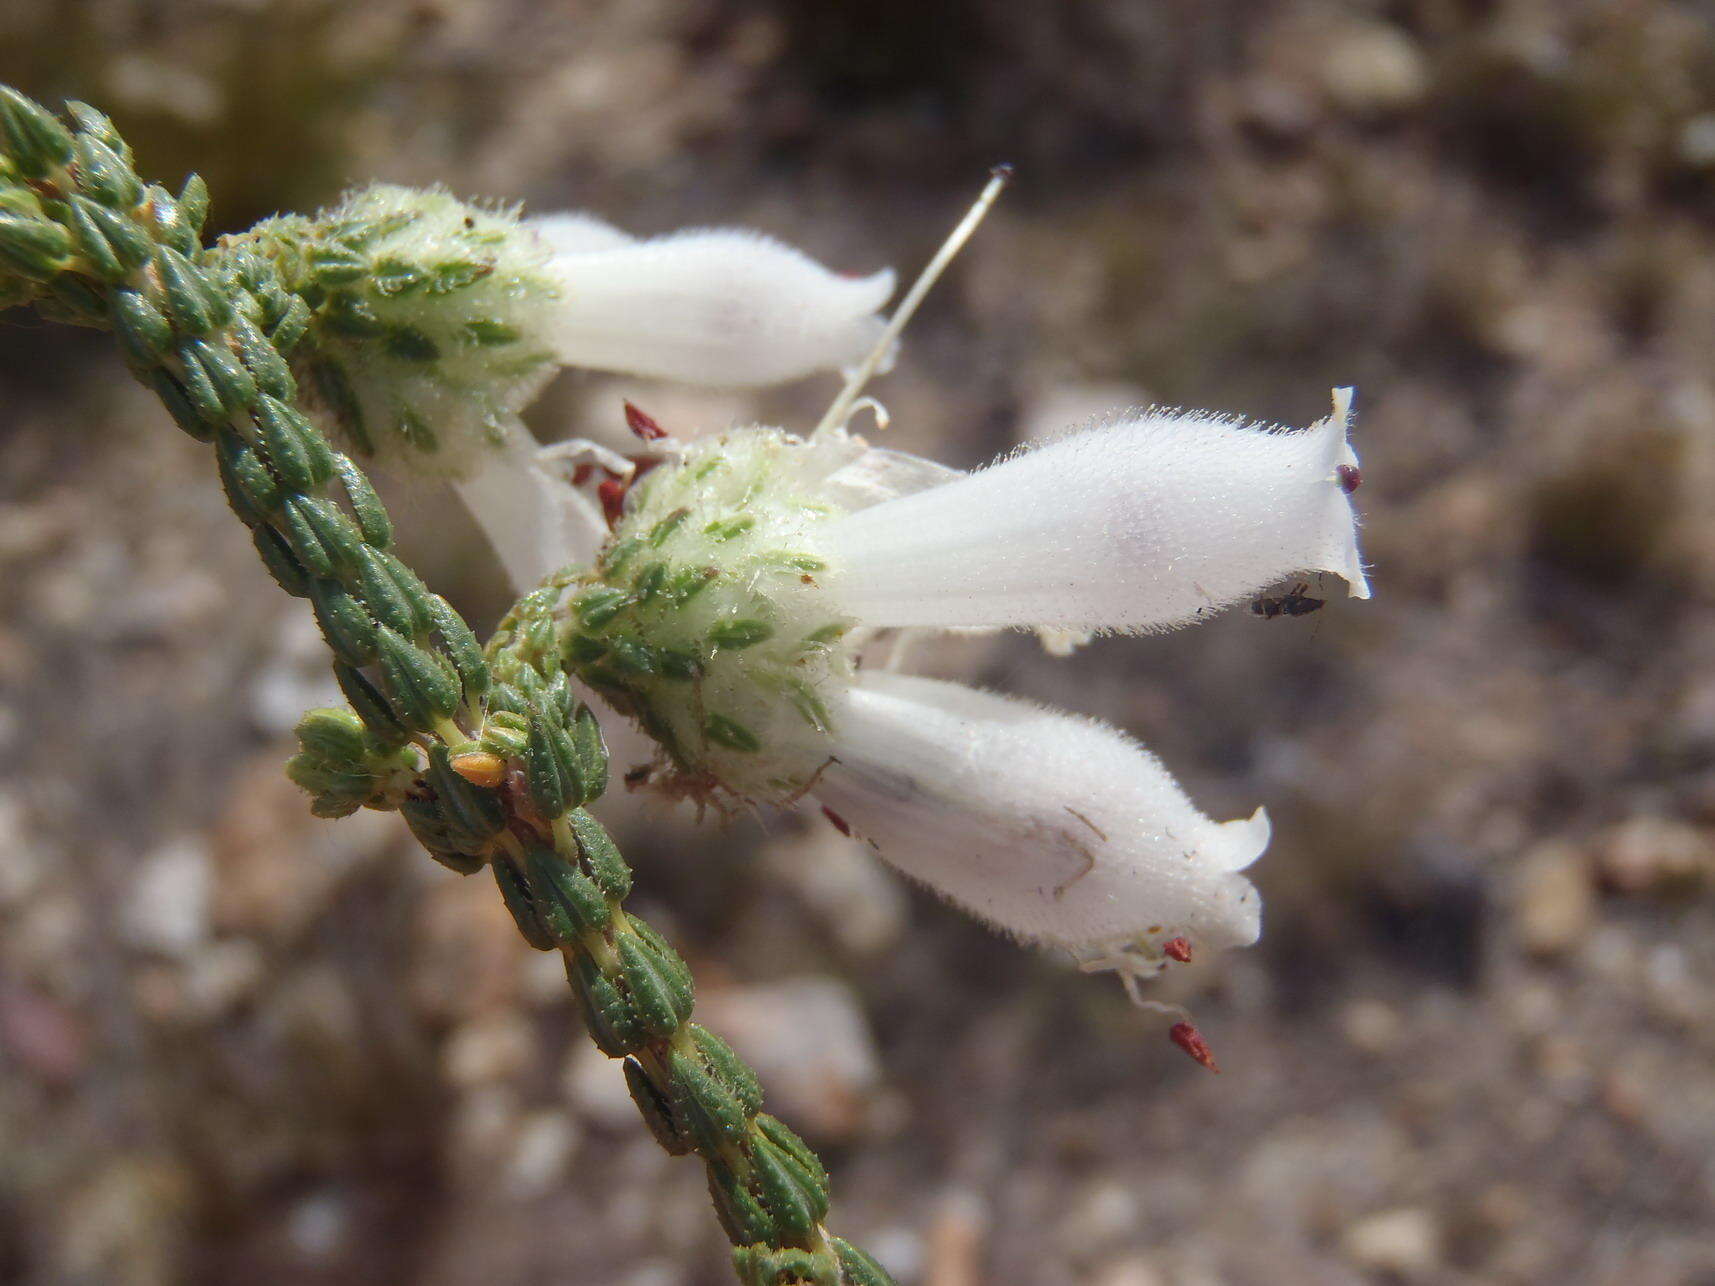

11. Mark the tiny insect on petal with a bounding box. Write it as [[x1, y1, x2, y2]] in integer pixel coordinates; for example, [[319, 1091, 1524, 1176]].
[[1169, 1021, 1220, 1073], [1251, 582, 1325, 619]]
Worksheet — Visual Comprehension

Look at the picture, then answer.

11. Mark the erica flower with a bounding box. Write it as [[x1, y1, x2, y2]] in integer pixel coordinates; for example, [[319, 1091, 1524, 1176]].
[[812, 671, 1271, 959], [803, 394, 1367, 972], [239, 186, 895, 587], [528, 215, 898, 388], [486, 213, 896, 584], [553, 391, 1367, 995], [274, 174, 1372, 1013], [821, 391, 1370, 632]]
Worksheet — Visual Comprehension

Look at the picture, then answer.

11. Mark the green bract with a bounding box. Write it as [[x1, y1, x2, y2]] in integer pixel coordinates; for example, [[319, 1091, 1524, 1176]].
[[233, 184, 563, 474], [560, 429, 859, 805], [0, 87, 895, 1286]]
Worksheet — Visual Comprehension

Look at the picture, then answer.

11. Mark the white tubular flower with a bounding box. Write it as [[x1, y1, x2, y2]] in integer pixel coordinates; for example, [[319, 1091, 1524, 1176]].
[[813, 672, 1267, 958], [256, 187, 897, 589], [416, 170, 1374, 1022], [532, 225, 896, 387], [820, 389, 1370, 633], [543, 389, 1369, 1009]]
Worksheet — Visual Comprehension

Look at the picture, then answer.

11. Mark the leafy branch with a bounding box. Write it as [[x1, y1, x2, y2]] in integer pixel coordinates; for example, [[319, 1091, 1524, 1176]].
[[0, 85, 892, 1286]]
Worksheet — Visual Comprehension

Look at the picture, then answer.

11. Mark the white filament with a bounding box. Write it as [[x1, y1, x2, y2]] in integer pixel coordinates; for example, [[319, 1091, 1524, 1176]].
[[815, 165, 1012, 436]]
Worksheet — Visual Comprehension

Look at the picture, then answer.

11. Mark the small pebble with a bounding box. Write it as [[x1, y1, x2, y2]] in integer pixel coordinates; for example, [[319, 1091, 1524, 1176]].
[[1320, 22, 1429, 115], [1513, 841, 1595, 957], [1341, 1207, 1442, 1276], [504, 1109, 581, 1197], [122, 837, 212, 958]]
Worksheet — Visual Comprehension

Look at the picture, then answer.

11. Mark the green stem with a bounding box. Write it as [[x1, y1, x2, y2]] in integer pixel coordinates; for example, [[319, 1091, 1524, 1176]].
[[0, 85, 894, 1286]]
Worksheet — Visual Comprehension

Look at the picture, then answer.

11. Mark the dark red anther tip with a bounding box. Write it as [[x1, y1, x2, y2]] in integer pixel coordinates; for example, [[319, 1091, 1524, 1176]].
[[1163, 936, 1193, 964], [821, 805, 852, 836], [623, 400, 668, 442], [1336, 463, 1362, 495], [1169, 1021, 1220, 1074], [597, 477, 628, 527]]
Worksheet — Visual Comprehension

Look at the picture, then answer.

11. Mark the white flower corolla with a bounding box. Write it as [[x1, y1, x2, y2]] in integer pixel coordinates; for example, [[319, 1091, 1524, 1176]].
[[447, 417, 620, 591], [532, 223, 896, 387], [820, 389, 1369, 633], [537, 396, 1368, 1000], [812, 671, 1267, 958], [394, 170, 1372, 1014], [274, 195, 896, 595]]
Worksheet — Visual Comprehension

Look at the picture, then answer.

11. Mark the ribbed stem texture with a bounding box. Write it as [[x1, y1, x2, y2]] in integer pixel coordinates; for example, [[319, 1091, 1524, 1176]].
[[0, 85, 892, 1286]]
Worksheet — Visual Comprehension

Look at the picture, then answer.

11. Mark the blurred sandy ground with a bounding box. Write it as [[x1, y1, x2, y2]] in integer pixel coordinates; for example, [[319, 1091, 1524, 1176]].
[[3, 2, 1715, 1283]]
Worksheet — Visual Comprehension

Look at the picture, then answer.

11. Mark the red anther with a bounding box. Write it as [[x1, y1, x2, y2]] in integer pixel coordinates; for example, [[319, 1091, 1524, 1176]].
[[570, 462, 595, 487], [1336, 463, 1362, 495], [1169, 1021, 1220, 1074], [821, 805, 852, 836], [1163, 936, 1193, 964], [623, 400, 668, 442], [598, 477, 628, 527]]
